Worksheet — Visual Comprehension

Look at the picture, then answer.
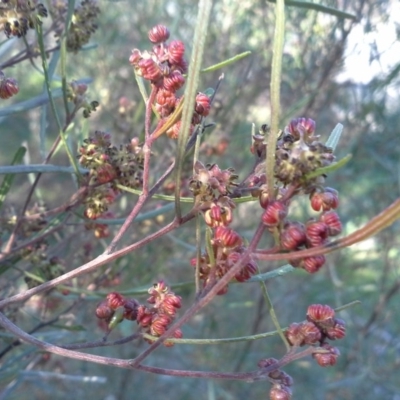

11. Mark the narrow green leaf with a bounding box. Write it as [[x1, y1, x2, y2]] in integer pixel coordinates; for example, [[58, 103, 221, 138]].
[[326, 123, 344, 151], [304, 154, 352, 180], [0, 146, 26, 209], [200, 51, 252, 73], [267, 0, 357, 20]]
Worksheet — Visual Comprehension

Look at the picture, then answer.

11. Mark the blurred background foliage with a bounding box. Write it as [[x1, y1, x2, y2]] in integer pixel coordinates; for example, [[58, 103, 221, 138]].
[[1, 0, 400, 399]]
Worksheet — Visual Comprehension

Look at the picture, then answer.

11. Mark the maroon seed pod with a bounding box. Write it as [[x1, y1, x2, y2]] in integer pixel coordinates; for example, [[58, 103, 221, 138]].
[[301, 255, 326, 273], [195, 92, 211, 116], [167, 40, 185, 64], [270, 384, 292, 400], [150, 314, 171, 336], [258, 187, 270, 209], [280, 221, 307, 250], [0, 76, 19, 99], [106, 292, 126, 309], [300, 321, 322, 345], [262, 201, 288, 227], [159, 295, 182, 316], [128, 48, 142, 66], [279, 372, 294, 387], [287, 117, 316, 140], [312, 344, 340, 367], [95, 300, 114, 320], [123, 298, 140, 321], [310, 187, 339, 212], [325, 318, 346, 340], [214, 226, 242, 248], [305, 220, 329, 247], [163, 70, 185, 92], [137, 58, 162, 82], [285, 322, 304, 346], [137, 306, 153, 328], [320, 211, 342, 236], [148, 24, 170, 43], [307, 304, 335, 326], [258, 357, 279, 369], [228, 252, 257, 282]]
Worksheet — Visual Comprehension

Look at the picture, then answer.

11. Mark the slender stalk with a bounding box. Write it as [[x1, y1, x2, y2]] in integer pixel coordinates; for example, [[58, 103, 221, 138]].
[[174, 0, 213, 219], [266, 0, 285, 200]]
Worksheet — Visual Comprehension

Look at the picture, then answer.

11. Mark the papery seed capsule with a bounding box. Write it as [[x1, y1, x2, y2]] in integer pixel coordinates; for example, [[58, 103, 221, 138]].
[[148, 24, 170, 43]]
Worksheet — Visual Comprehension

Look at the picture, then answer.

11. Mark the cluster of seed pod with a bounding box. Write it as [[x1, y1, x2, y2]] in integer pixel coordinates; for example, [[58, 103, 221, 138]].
[[96, 281, 182, 346], [252, 118, 342, 273], [0, 0, 48, 38], [78, 131, 144, 221], [50, 0, 100, 52], [258, 358, 293, 400], [285, 304, 345, 367], [0, 70, 19, 99], [129, 24, 211, 139], [190, 226, 257, 295]]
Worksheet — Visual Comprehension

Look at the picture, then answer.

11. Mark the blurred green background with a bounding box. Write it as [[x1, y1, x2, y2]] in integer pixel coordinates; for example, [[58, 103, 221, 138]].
[[1, 0, 400, 399]]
